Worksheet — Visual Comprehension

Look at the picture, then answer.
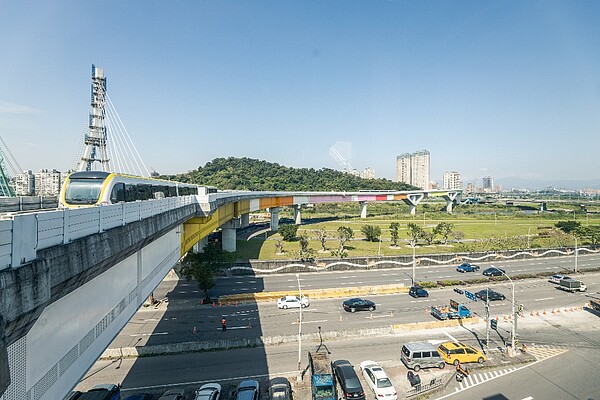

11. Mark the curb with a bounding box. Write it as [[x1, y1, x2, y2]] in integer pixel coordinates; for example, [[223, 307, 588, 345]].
[[101, 317, 479, 360]]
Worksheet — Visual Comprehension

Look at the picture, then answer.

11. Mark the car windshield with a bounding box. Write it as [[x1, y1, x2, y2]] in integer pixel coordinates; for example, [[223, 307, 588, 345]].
[[64, 179, 104, 204], [376, 378, 392, 388], [344, 377, 361, 390], [271, 388, 288, 400]]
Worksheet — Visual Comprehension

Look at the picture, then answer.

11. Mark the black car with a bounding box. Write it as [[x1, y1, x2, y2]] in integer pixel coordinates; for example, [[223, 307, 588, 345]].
[[475, 289, 506, 301], [482, 266, 505, 277], [332, 360, 365, 400], [342, 298, 376, 313], [409, 286, 429, 298], [268, 377, 292, 400]]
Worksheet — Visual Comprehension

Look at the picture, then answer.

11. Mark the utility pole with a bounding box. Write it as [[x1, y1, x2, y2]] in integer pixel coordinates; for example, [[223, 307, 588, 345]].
[[485, 296, 490, 353]]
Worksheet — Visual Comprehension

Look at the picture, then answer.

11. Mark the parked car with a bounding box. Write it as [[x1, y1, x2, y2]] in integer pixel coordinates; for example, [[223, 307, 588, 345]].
[[400, 342, 445, 371], [236, 380, 260, 400], [456, 263, 480, 273], [158, 389, 185, 400], [548, 274, 570, 284], [482, 266, 505, 276], [332, 360, 365, 400], [408, 286, 429, 298], [277, 295, 309, 309], [359, 361, 397, 400], [195, 383, 221, 400], [77, 384, 121, 400], [475, 289, 506, 301], [268, 377, 292, 400], [342, 298, 376, 313], [437, 342, 486, 365]]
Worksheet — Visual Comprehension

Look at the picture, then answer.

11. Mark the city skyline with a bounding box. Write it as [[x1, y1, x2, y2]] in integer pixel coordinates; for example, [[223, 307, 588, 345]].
[[1, 2, 599, 186]]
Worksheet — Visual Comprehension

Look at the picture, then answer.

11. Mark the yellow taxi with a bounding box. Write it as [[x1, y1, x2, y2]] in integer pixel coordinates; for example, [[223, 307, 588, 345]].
[[437, 342, 487, 366]]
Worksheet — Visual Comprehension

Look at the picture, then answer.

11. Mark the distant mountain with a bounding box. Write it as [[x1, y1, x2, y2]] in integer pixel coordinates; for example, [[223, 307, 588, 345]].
[[166, 157, 418, 192], [496, 176, 600, 191]]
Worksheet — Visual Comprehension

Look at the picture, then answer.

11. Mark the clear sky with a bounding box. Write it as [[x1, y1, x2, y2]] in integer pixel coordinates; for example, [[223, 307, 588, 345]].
[[1, 1, 599, 186]]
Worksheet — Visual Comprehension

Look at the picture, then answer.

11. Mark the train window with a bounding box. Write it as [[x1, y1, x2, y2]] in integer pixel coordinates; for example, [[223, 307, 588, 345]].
[[167, 186, 177, 197], [64, 178, 104, 204], [136, 184, 152, 200], [124, 184, 136, 202], [110, 183, 126, 203]]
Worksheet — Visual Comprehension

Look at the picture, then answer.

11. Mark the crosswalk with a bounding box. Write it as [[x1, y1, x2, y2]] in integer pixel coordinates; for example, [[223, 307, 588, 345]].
[[453, 345, 569, 393]]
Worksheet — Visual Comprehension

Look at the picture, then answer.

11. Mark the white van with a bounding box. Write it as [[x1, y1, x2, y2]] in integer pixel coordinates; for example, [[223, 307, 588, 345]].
[[401, 342, 445, 371]]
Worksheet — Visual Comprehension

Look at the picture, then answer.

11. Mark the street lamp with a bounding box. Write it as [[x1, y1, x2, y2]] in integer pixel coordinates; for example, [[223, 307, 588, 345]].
[[573, 235, 578, 273], [296, 273, 303, 381], [500, 270, 516, 356], [412, 243, 416, 286], [378, 233, 382, 256]]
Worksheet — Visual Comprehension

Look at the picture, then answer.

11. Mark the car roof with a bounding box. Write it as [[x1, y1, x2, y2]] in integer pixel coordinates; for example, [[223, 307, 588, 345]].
[[269, 377, 290, 386], [238, 380, 259, 389]]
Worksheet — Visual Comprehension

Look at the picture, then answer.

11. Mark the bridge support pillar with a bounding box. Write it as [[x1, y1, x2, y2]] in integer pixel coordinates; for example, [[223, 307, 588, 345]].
[[221, 219, 240, 252], [442, 191, 460, 214], [293, 205, 302, 225], [402, 193, 424, 215], [359, 201, 368, 218], [193, 236, 208, 253], [240, 213, 250, 228], [269, 207, 281, 232], [0, 317, 9, 396]]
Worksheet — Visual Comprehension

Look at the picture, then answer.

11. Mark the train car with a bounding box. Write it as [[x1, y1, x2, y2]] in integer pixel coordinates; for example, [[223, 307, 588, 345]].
[[59, 171, 205, 208]]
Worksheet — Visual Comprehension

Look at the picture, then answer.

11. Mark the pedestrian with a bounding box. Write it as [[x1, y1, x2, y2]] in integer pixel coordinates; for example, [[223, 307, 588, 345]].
[[221, 317, 227, 332]]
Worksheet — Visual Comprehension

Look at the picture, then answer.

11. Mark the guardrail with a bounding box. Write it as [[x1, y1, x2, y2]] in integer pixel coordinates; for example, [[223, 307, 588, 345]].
[[0, 196, 198, 271]]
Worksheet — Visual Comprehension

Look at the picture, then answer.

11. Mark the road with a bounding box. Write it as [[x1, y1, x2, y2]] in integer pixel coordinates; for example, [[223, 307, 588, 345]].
[[76, 308, 600, 399], [109, 261, 599, 348]]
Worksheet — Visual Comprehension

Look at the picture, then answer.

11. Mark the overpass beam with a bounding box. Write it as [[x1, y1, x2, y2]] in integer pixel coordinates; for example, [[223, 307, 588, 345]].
[[402, 193, 425, 215], [269, 207, 282, 232], [359, 201, 368, 218], [221, 219, 240, 253], [293, 205, 302, 225], [442, 191, 460, 214]]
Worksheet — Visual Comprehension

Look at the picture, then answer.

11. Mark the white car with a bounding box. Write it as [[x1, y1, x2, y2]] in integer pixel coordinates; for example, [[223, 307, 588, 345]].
[[195, 383, 221, 400], [549, 274, 570, 284], [359, 361, 397, 400], [277, 295, 309, 309]]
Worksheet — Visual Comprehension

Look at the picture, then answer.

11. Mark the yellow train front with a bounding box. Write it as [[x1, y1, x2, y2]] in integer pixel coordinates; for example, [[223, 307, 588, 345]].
[[59, 171, 209, 208]]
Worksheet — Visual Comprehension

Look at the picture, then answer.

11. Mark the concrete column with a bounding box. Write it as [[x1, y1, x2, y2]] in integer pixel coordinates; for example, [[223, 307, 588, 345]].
[[240, 213, 250, 228], [408, 204, 417, 215], [403, 193, 424, 216], [269, 207, 282, 232], [193, 236, 208, 253], [445, 200, 453, 214], [293, 205, 302, 225], [442, 191, 459, 214], [359, 201, 368, 218], [221, 219, 240, 252]]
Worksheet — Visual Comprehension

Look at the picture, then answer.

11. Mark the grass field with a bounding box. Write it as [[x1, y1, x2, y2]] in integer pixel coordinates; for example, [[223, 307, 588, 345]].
[[233, 204, 599, 260]]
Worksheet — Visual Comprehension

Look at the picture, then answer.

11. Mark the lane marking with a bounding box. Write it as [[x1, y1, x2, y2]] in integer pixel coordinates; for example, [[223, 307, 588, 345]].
[[129, 332, 168, 337], [533, 297, 554, 301], [442, 331, 458, 342]]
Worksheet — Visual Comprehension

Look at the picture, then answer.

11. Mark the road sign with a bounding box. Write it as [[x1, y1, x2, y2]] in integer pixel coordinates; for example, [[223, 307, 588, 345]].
[[464, 290, 477, 302]]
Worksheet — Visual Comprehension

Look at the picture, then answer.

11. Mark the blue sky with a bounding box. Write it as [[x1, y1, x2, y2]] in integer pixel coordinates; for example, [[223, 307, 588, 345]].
[[1, 1, 599, 187]]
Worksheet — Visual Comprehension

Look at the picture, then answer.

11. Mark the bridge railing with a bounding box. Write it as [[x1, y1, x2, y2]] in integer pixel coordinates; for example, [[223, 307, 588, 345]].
[[0, 196, 198, 271]]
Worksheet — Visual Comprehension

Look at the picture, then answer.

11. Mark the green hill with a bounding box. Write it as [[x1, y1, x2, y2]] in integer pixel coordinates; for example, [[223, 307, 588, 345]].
[[165, 157, 417, 192]]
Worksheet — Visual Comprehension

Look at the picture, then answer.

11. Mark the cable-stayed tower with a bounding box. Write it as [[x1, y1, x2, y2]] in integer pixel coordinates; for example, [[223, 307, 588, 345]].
[[78, 64, 110, 171]]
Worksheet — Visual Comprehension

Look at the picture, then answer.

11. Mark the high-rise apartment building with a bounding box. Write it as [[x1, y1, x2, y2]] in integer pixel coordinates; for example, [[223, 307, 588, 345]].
[[14, 170, 35, 196], [443, 171, 462, 190], [35, 169, 62, 196], [396, 150, 430, 189], [360, 167, 375, 179], [483, 176, 494, 192]]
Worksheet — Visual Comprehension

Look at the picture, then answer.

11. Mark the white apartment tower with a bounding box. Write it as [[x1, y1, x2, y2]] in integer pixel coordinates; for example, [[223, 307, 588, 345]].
[[443, 171, 462, 189], [14, 170, 35, 196], [396, 150, 430, 189], [34, 169, 62, 196]]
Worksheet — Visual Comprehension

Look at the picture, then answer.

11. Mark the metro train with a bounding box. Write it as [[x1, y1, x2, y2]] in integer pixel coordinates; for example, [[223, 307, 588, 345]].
[[59, 171, 216, 208]]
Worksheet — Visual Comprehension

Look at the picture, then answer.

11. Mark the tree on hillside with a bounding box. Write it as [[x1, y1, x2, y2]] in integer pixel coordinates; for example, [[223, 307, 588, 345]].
[[275, 239, 284, 254], [179, 243, 234, 301], [576, 225, 600, 245], [361, 225, 381, 242], [433, 222, 454, 245], [279, 224, 299, 241], [406, 223, 425, 246], [389, 222, 400, 247]]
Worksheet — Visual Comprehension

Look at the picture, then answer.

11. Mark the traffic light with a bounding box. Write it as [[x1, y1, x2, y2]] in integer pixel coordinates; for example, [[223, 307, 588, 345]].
[[490, 319, 498, 330]]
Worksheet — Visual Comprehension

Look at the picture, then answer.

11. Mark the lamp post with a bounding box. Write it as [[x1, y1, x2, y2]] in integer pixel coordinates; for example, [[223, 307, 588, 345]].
[[527, 226, 534, 249], [296, 273, 303, 381], [500, 270, 516, 356], [378, 233, 382, 256], [573, 235, 578, 273], [412, 243, 416, 286]]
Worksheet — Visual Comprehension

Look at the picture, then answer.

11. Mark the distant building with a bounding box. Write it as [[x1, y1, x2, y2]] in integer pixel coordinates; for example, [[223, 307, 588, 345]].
[[483, 176, 494, 192], [360, 167, 375, 179], [15, 170, 35, 196], [35, 169, 62, 196], [396, 149, 430, 189], [443, 171, 462, 190], [465, 182, 476, 193]]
